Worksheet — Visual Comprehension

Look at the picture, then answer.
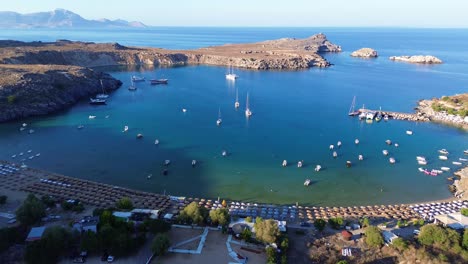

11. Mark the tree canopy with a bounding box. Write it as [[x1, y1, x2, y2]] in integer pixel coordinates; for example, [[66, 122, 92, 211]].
[[116, 197, 133, 210], [178, 202, 208, 225], [16, 194, 46, 226], [254, 218, 280, 244], [25, 226, 76, 264], [365, 226, 384, 248], [418, 224, 462, 252], [209, 208, 230, 226], [147, 219, 171, 234], [151, 233, 170, 256], [314, 219, 326, 232]]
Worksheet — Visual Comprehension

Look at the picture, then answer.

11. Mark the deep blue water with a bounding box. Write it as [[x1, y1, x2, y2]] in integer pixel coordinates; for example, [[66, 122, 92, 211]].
[[0, 27, 467, 206]]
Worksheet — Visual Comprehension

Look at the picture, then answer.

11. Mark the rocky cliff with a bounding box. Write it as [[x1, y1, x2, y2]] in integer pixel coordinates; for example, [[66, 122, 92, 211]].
[[0, 65, 121, 122], [0, 34, 340, 70], [350, 48, 378, 58], [389, 55, 442, 64]]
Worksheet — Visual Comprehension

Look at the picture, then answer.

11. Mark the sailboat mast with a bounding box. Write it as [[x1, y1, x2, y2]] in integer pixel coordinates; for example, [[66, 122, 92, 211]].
[[348, 96, 356, 114], [100, 80, 105, 94], [236, 88, 239, 102], [246, 93, 249, 110]]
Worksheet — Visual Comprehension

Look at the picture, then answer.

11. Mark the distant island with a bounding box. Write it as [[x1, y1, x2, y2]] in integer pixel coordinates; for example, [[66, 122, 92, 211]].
[[389, 55, 443, 64], [350, 48, 378, 58], [0, 9, 146, 29], [0, 34, 340, 122]]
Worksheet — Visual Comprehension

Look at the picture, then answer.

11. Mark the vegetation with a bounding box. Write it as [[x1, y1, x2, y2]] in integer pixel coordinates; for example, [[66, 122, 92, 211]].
[[245, 216, 252, 223], [418, 224, 462, 253], [463, 229, 468, 250], [7, 95, 17, 104], [392, 237, 408, 251], [364, 226, 384, 248], [266, 246, 277, 264], [0, 226, 25, 253], [0, 195, 7, 205], [314, 219, 326, 232], [80, 230, 99, 254], [431, 94, 468, 117], [151, 233, 170, 256], [177, 201, 208, 225], [241, 227, 252, 241], [328, 217, 344, 229], [116, 197, 133, 210], [360, 217, 370, 228], [61, 200, 84, 212], [40, 195, 57, 208], [25, 226, 76, 264], [146, 219, 171, 234], [16, 194, 46, 226], [336, 261, 348, 264], [254, 217, 280, 244], [461, 208, 468, 217], [209, 208, 230, 226]]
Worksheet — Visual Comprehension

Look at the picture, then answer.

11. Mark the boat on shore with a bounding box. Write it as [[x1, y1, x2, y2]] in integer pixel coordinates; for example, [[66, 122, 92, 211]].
[[304, 179, 311, 186], [348, 96, 360, 116], [375, 107, 382, 122], [384, 114, 389, 121], [366, 112, 376, 121], [358, 105, 366, 120]]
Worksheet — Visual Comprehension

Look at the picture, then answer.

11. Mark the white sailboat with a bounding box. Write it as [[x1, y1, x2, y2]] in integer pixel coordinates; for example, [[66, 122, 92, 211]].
[[128, 78, 137, 91], [96, 80, 109, 99], [225, 65, 238, 81], [235, 88, 240, 108], [348, 96, 360, 116], [216, 108, 222, 126], [245, 92, 252, 117]]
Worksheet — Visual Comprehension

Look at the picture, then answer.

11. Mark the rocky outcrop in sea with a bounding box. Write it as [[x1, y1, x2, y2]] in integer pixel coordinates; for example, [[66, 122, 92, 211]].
[[389, 55, 443, 64], [350, 48, 378, 58]]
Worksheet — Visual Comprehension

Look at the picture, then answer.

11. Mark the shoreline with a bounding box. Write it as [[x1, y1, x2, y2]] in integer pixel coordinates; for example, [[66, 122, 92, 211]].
[[1, 160, 465, 222]]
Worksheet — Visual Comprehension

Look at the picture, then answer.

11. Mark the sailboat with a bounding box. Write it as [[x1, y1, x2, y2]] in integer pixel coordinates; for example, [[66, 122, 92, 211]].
[[245, 92, 252, 117], [225, 65, 238, 81], [358, 105, 367, 120], [96, 80, 109, 99], [375, 107, 382, 122], [348, 96, 360, 116], [128, 78, 137, 91], [216, 108, 222, 126], [234, 88, 240, 108]]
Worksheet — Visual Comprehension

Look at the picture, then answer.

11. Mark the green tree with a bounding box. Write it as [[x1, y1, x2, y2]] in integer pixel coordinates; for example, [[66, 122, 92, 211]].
[[180, 202, 208, 225], [328, 217, 344, 229], [245, 216, 252, 223], [336, 261, 348, 264], [80, 230, 99, 254], [147, 219, 171, 234], [209, 208, 230, 226], [16, 194, 46, 226], [266, 246, 276, 264], [392, 237, 408, 251], [360, 217, 370, 228], [364, 226, 384, 248], [314, 219, 326, 232], [0, 195, 7, 205], [100, 210, 115, 226], [25, 226, 74, 264], [151, 233, 170, 256], [7, 95, 16, 104], [418, 224, 462, 252], [116, 197, 133, 210], [280, 237, 289, 252], [461, 208, 468, 217], [241, 227, 252, 241], [254, 219, 280, 244], [98, 224, 117, 249], [463, 228, 468, 250]]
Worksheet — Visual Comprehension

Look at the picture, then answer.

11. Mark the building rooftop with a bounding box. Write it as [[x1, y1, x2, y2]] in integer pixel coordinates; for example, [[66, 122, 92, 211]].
[[26, 226, 46, 242]]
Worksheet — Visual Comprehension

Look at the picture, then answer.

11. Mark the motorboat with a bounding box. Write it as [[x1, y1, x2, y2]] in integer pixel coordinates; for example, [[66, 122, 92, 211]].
[[22, 123, 27, 127], [27, 150, 32, 153], [346, 161, 352, 168], [329, 145, 334, 150], [382, 150, 389, 156], [147, 174, 152, 179], [89, 98, 106, 105], [164, 160, 171, 166], [418, 160, 427, 165], [464, 150, 468, 155], [19, 152, 23, 156], [333, 151, 338, 158], [358, 105, 367, 120], [394, 143, 399, 148], [441, 167, 451, 171], [35, 153, 40, 157], [355, 139, 360, 145], [297, 161, 303, 168], [282, 160, 287, 167], [375, 111, 382, 122], [154, 139, 159, 145], [128, 83, 137, 91], [28, 129, 35, 134], [131, 76, 145, 82], [337, 141, 342, 148], [432, 169, 443, 174], [11, 154, 16, 158], [438, 149, 449, 155], [77, 125, 84, 129], [366, 112, 375, 120], [460, 158, 468, 162], [315, 165, 321, 172], [150, 79, 168, 85], [418, 168, 425, 172], [122, 126, 129, 132], [385, 140, 392, 145], [192, 160, 197, 167], [429, 171, 438, 176], [19, 127, 25, 131], [389, 157, 396, 164], [416, 156, 426, 161], [358, 155, 363, 161], [136, 133, 143, 139], [438, 156, 448, 160], [182, 108, 187, 113], [304, 179, 311, 186], [452, 161, 462, 166], [406, 130, 413, 135], [222, 150, 227, 157]]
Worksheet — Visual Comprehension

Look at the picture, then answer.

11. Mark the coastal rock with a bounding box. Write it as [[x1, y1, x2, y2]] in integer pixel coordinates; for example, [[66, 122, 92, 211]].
[[453, 166, 468, 199], [0, 65, 121, 122], [415, 94, 468, 130], [350, 48, 378, 58], [389, 55, 443, 64]]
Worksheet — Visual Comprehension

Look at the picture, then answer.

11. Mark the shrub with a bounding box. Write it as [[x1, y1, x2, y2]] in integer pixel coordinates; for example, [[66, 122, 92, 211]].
[[209, 208, 229, 226], [7, 95, 16, 104], [360, 217, 370, 228], [365, 226, 384, 248], [314, 219, 326, 232], [328, 217, 344, 229], [245, 216, 252, 223], [254, 218, 280, 244], [392, 237, 408, 251], [116, 197, 133, 210], [151, 233, 170, 256], [266, 246, 276, 263], [179, 202, 208, 225], [461, 208, 468, 217], [16, 194, 46, 226], [463, 229, 468, 250], [241, 227, 252, 241], [337, 261, 348, 264], [418, 224, 461, 252]]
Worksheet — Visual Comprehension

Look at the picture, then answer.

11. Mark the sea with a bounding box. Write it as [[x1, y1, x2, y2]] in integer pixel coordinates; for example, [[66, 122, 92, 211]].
[[0, 27, 467, 206]]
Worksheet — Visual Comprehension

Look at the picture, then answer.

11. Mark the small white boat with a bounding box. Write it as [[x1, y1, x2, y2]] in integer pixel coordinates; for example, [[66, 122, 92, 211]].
[[19, 152, 24, 156], [164, 160, 171, 166], [438, 156, 448, 160], [459, 158, 468, 162], [35, 153, 40, 157], [28, 156, 34, 160], [19, 127, 25, 131], [358, 154, 363, 161], [329, 145, 334, 150], [382, 150, 389, 156], [154, 139, 159, 145], [453, 161, 462, 166], [297, 161, 303, 168], [385, 140, 392, 145], [89, 115, 96, 119], [315, 165, 321, 172], [77, 125, 84, 129], [394, 143, 399, 148], [432, 169, 443, 174], [20, 163, 27, 169], [28, 129, 35, 134], [105, 115, 109, 119], [438, 149, 449, 155], [282, 160, 287, 167], [22, 123, 28, 127], [182, 108, 187, 113], [406, 130, 413, 135], [222, 150, 227, 157], [225, 65, 238, 81], [11, 154, 16, 158], [27, 150, 32, 153], [355, 139, 360, 145], [192, 160, 197, 167], [235, 88, 240, 108], [123, 126, 129, 132], [389, 157, 396, 164], [346, 161, 352, 168], [441, 167, 451, 171], [132, 76, 145, 82], [337, 141, 342, 147], [418, 168, 425, 172], [136, 133, 143, 139], [304, 179, 311, 186], [464, 150, 468, 155], [333, 151, 337, 158], [418, 160, 427, 165], [147, 174, 152, 179], [416, 156, 426, 161]]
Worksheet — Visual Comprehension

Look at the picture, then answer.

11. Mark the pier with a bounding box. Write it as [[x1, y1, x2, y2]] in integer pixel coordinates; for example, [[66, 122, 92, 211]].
[[357, 108, 429, 122]]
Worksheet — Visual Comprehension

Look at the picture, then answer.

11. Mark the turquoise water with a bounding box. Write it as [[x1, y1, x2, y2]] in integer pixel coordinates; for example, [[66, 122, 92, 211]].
[[0, 28, 467, 206]]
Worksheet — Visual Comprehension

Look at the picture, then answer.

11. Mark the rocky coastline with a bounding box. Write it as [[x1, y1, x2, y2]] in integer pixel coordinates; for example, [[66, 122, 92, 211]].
[[415, 95, 468, 130], [452, 166, 468, 199], [350, 48, 378, 58], [389, 55, 443, 64]]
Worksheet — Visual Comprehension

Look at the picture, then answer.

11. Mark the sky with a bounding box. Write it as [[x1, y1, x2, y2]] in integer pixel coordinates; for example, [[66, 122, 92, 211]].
[[2, 0, 468, 28]]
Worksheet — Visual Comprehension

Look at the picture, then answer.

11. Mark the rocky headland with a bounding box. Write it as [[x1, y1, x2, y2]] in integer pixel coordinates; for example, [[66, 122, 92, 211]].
[[0, 64, 121, 122], [389, 55, 443, 64], [415, 93, 468, 130], [350, 48, 378, 58], [452, 166, 468, 199]]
